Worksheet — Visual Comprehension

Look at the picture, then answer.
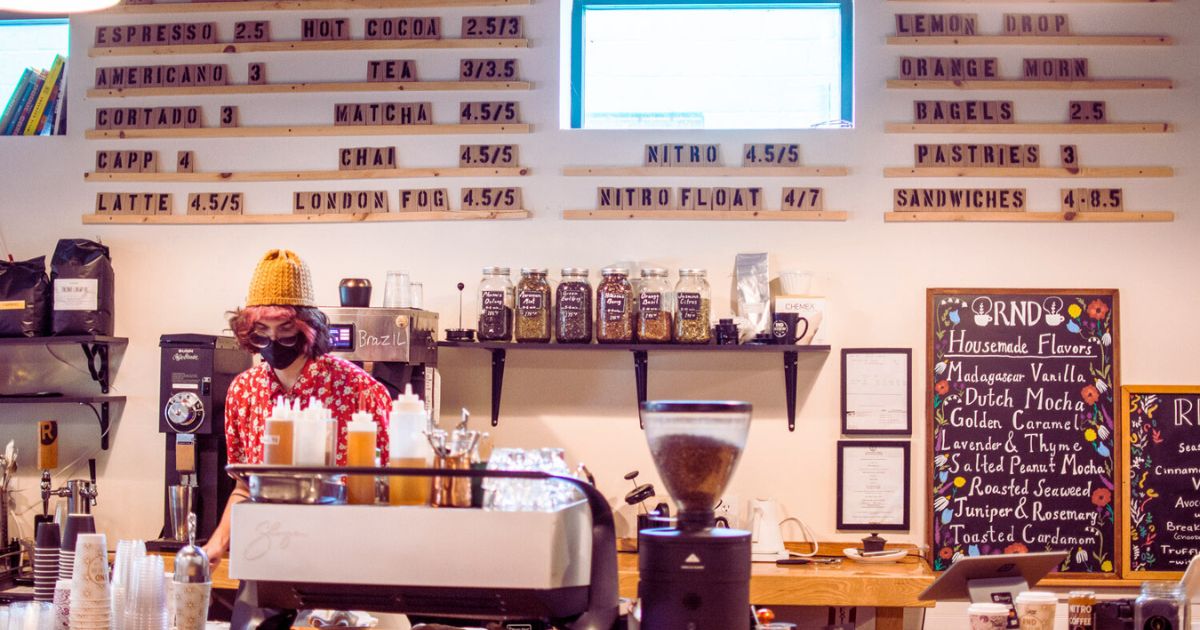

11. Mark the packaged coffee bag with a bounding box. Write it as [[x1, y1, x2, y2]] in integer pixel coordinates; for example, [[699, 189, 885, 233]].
[[50, 239, 114, 336], [0, 256, 50, 337]]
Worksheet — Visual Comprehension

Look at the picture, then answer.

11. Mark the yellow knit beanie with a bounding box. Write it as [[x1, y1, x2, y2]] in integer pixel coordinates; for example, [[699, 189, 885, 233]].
[[246, 249, 316, 307]]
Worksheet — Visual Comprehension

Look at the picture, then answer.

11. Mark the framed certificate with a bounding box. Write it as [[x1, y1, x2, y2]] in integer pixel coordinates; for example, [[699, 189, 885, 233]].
[[837, 440, 911, 531], [841, 348, 912, 435]]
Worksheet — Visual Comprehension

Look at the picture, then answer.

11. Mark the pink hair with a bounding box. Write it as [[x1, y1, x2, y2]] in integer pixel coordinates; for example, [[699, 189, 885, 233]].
[[228, 305, 329, 357]]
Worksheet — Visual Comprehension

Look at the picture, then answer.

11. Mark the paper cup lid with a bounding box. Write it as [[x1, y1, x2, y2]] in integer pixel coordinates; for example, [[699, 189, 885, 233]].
[[967, 603, 1011, 615], [1016, 591, 1058, 604]]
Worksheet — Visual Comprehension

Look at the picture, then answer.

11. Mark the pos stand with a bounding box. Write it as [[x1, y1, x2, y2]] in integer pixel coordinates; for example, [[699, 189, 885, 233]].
[[919, 552, 1068, 628]]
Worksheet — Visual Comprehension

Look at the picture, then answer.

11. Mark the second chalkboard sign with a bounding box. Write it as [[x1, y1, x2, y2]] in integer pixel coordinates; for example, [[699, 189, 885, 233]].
[[927, 288, 1120, 576], [1122, 385, 1200, 578]]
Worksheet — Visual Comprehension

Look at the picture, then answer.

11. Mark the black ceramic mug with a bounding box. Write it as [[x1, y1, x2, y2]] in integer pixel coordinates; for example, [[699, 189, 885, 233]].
[[338, 278, 372, 307], [771, 313, 810, 344]]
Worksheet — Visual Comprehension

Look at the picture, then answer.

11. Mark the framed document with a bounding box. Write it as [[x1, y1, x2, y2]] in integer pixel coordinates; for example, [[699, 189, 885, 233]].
[[837, 440, 911, 531], [842, 348, 912, 435]]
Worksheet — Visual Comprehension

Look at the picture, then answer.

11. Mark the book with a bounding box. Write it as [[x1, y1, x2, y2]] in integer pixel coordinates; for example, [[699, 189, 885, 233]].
[[46, 58, 67, 135], [38, 72, 63, 135], [0, 68, 33, 134], [10, 70, 45, 135], [54, 74, 68, 136], [24, 55, 64, 135]]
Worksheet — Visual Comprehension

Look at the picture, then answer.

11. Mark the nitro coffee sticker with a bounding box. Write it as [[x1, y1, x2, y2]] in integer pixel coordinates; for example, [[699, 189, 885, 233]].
[[678, 293, 702, 321], [602, 295, 627, 323], [518, 291, 544, 318], [639, 292, 662, 319], [559, 287, 585, 314], [928, 289, 1118, 574]]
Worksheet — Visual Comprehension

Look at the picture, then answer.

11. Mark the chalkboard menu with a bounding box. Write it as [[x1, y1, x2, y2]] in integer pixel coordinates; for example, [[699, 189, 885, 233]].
[[927, 289, 1120, 576], [1122, 386, 1200, 577]]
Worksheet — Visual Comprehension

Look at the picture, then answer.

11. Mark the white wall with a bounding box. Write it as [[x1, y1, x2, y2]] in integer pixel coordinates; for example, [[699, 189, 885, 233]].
[[1, 1, 1198, 626]]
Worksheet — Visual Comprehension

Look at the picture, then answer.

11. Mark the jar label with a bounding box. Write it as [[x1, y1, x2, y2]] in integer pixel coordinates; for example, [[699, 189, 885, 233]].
[[481, 290, 506, 316], [678, 292, 702, 321], [1143, 617, 1174, 630], [639, 292, 662, 318], [602, 294, 627, 323], [518, 290, 544, 318], [559, 286, 586, 314]]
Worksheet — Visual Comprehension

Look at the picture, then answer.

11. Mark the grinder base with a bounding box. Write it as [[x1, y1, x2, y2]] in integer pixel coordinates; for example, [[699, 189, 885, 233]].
[[637, 527, 751, 630]]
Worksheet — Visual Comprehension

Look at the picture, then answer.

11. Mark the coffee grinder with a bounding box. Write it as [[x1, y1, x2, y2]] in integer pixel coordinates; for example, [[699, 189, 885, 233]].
[[150, 334, 251, 551], [637, 400, 753, 630]]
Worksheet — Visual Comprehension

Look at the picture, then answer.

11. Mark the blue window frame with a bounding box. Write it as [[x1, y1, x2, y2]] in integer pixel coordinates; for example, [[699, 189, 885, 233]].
[[568, 0, 853, 130]]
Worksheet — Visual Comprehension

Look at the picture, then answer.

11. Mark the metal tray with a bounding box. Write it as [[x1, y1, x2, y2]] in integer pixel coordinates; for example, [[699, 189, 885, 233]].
[[246, 471, 346, 505]]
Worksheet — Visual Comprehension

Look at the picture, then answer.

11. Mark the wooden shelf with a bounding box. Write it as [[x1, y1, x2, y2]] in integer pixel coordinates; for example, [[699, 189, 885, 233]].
[[91, 38, 528, 57], [885, 122, 1172, 134], [101, 0, 531, 14], [88, 80, 530, 98], [439, 340, 832, 353], [561, 166, 849, 177], [84, 166, 529, 183], [562, 209, 848, 221], [82, 210, 529, 225], [885, 211, 1173, 222], [85, 123, 528, 140], [887, 79, 1173, 90], [887, 35, 1171, 46], [884, 166, 1173, 178]]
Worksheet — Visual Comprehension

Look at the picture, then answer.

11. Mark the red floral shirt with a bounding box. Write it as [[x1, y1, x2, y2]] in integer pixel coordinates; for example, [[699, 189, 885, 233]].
[[225, 354, 391, 466]]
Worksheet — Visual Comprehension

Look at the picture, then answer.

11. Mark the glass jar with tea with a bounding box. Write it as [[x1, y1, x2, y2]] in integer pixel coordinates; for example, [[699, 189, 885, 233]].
[[674, 268, 712, 344], [637, 267, 673, 343], [477, 266, 514, 341], [555, 267, 592, 343], [596, 267, 633, 343], [515, 268, 552, 343]]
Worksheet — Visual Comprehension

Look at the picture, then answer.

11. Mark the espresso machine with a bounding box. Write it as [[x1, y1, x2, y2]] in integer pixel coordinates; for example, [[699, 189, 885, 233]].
[[637, 401, 754, 630], [151, 334, 251, 551], [321, 307, 439, 417]]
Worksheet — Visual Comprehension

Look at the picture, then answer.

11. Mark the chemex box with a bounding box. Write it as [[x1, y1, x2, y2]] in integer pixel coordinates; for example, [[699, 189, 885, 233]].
[[773, 296, 829, 345]]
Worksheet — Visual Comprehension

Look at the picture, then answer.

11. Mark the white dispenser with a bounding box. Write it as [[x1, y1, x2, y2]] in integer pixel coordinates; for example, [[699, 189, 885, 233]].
[[389, 384, 434, 505]]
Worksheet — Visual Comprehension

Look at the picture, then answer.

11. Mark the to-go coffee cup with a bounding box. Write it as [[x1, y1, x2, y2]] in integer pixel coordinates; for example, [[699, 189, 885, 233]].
[[967, 602, 1010, 630], [1015, 591, 1057, 630]]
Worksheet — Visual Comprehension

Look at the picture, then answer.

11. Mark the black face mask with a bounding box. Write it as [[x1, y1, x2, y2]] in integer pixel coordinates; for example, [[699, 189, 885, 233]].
[[259, 340, 304, 370]]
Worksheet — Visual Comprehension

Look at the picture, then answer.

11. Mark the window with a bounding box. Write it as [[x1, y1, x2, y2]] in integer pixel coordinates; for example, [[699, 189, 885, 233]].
[[0, 16, 69, 107], [567, 0, 853, 130]]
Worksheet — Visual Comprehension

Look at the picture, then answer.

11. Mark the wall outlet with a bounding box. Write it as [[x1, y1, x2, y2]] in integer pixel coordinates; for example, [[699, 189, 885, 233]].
[[715, 494, 741, 529]]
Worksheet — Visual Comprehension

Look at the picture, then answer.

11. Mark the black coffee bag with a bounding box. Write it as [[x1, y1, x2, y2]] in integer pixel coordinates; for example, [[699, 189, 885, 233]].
[[50, 239, 114, 336], [0, 256, 50, 337]]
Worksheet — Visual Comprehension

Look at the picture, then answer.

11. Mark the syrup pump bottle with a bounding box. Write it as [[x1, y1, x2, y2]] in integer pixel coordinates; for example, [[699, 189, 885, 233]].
[[345, 406, 378, 505]]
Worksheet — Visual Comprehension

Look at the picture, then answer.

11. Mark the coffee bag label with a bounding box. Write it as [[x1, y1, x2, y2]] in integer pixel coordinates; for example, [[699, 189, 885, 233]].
[[53, 279, 98, 311]]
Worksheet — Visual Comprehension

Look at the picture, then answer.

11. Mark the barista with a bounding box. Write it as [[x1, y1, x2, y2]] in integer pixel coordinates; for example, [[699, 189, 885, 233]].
[[203, 249, 391, 567]]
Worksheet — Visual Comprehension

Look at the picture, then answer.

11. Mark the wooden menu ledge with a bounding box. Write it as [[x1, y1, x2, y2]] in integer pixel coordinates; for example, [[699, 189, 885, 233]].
[[82, 210, 530, 225], [103, 0, 531, 13], [885, 211, 1174, 222], [563, 210, 848, 221]]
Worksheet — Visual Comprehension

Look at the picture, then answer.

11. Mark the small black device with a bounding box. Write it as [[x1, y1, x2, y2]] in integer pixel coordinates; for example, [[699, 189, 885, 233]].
[[445, 282, 477, 342], [1093, 599, 1135, 630]]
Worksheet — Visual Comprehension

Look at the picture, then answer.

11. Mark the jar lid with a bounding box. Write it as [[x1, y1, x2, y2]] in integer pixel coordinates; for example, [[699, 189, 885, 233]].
[[679, 268, 707, 276], [601, 267, 629, 276], [640, 267, 669, 277], [561, 267, 589, 276], [520, 267, 549, 275], [482, 266, 511, 275]]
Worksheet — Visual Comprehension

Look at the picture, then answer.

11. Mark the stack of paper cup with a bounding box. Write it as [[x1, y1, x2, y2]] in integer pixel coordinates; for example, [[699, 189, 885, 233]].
[[69, 533, 112, 630], [126, 555, 167, 630], [966, 602, 1011, 630], [1015, 591, 1058, 630], [51, 580, 71, 630], [171, 581, 210, 630], [57, 515, 94, 583], [33, 523, 61, 602]]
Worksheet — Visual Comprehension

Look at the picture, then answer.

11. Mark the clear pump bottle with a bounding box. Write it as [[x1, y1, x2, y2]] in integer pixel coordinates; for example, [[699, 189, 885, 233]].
[[388, 385, 433, 506], [263, 399, 294, 465]]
